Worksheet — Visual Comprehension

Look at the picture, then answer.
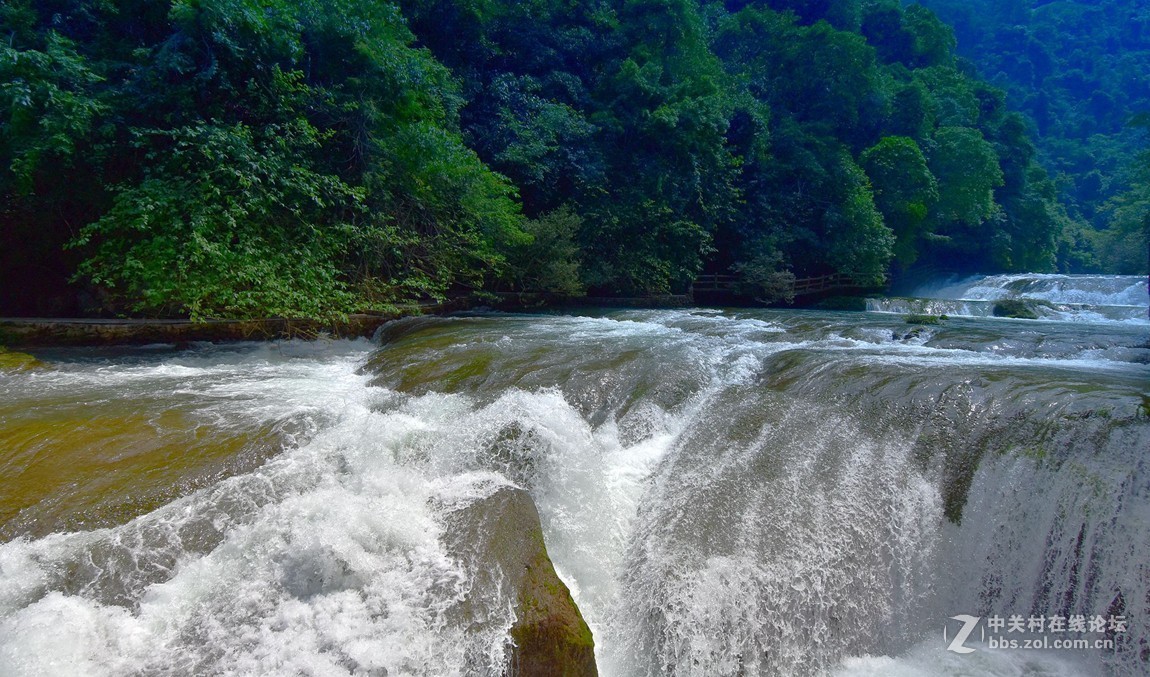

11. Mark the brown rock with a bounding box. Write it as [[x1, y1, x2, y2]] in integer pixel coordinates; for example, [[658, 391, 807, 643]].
[[441, 486, 597, 677]]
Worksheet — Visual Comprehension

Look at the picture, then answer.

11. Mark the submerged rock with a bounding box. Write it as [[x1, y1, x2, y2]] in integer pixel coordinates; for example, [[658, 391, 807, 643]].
[[0, 346, 44, 370], [992, 298, 1040, 319], [441, 486, 597, 677], [904, 313, 941, 325]]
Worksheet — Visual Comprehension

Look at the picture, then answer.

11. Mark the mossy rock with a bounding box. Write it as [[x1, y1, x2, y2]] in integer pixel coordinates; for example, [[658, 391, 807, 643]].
[[441, 486, 597, 677], [893, 326, 929, 341], [0, 315, 394, 347], [0, 346, 45, 371], [992, 299, 1039, 319], [904, 314, 941, 325], [0, 406, 284, 540]]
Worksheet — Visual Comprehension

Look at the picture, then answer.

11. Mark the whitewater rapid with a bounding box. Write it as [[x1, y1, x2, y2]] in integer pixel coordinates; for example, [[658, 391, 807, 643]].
[[0, 302, 1147, 676], [868, 273, 1148, 323]]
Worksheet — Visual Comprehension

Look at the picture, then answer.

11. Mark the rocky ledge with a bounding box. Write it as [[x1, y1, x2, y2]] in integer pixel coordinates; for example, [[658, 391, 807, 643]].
[[0, 315, 399, 347], [441, 485, 598, 677]]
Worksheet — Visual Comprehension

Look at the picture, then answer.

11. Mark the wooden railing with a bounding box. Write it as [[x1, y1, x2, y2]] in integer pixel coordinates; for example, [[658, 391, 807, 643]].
[[691, 274, 740, 293], [791, 273, 867, 295]]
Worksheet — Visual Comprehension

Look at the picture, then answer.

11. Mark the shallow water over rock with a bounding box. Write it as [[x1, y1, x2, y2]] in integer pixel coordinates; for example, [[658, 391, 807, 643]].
[[0, 306, 1147, 675]]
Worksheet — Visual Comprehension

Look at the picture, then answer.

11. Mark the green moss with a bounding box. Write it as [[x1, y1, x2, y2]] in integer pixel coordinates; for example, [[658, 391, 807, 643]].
[[0, 407, 279, 538], [441, 352, 495, 388], [992, 299, 1039, 319], [1017, 445, 1048, 462], [510, 546, 597, 676], [0, 347, 45, 371], [904, 314, 941, 325], [503, 492, 597, 676]]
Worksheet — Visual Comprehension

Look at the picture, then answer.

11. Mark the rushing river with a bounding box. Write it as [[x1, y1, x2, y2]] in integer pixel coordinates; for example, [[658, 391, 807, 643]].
[[1, 275, 1147, 676]]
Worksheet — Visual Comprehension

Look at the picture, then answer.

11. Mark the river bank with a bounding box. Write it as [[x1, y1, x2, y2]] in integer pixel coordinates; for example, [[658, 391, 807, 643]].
[[0, 314, 399, 348], [0, 296, 483, 348], [0, 294, 697, 348]]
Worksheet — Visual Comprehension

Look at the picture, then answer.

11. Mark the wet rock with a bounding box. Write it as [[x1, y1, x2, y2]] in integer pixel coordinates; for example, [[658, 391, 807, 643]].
[[992, 299, 1040, 319], [904, 313, 941, 325], [0, 410, 288, 542], [893, 326, 935, 341], [485, 422, 543, 488], [442, 486, 597, 677], [0, 346, 44, 370]]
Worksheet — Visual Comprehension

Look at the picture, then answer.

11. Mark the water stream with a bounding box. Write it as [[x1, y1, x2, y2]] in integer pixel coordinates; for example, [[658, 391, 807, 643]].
[[1, 275, 1147, 675], [868, 273, 1148, 323]]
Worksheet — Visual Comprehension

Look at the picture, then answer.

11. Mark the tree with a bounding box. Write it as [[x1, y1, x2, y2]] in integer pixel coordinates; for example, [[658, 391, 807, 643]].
[[927, 126, 1006, 265], [0, 19, 108, 315], [579, 0, 737, 294], [824, 153, 895, 282], [1096, 168, 1150, 274], [3, 0, 528, 318], [916, 0, 1150, 271], [505, 206, 585, 295], [0, 0, 1087, 317], [72, 121, 364, 319], [861, 136, 939, 266]]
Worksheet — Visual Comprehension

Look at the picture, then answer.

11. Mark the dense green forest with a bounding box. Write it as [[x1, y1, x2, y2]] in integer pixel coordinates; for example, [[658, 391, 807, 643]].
[[916, 0, 1150, 274], [0, 0, 1106, 318]]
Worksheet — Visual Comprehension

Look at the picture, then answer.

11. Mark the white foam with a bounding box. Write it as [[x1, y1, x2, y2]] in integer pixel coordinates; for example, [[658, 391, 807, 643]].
[[0, 341, 507, 676], [835, 638, 1098, 677], [890, 274, 1150, 324], [1, 313, 1144, 676]]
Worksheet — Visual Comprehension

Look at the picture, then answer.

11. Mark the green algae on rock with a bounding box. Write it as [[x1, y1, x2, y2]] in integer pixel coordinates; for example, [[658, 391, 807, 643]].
[[0, 346, 45, 371], [992, 299, 1041, 319], [441, 485, 597, 677]]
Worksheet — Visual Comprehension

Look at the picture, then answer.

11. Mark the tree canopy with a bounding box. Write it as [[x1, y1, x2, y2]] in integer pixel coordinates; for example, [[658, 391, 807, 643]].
[[916, 0, 1150, 274], [0, 0, 1098, 317]]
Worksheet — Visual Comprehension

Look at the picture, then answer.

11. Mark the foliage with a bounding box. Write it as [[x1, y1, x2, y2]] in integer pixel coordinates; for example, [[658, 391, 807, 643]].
[[861, 136, 939, 265], [2, 0, 524, 318], [928, 127, 1004, 231], [733, 247, 797, 306], [0, 0, 1099, 317], [1095, 168, 1150, 274], [824, 154, 894, 284], [72, 122, 364, 320], [505, 206, 585, 295], [917, 0, 1150, 273]]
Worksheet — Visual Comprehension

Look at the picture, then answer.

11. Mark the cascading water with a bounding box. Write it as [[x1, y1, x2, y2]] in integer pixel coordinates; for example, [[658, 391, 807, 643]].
[[868, 274, 1149, 323], [0, 307, 1147, 676]]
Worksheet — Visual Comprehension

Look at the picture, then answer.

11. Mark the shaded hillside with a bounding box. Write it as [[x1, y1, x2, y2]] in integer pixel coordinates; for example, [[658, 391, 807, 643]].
[[915, 0, 1150, 273], [1, 0, 1076, 318]]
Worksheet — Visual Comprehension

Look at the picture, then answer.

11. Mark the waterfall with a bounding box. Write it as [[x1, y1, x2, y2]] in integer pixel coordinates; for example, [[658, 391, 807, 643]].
[[868, 274, 1149, 323], [1, 309, 1146, 675]]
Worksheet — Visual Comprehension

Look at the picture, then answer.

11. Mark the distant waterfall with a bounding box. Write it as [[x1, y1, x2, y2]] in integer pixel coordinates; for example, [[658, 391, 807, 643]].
[[868, 274, 1148, 323]]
